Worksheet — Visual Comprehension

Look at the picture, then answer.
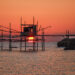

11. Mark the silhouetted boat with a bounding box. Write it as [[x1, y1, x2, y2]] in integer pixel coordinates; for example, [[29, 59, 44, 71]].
[[57, 38, 75, 50]]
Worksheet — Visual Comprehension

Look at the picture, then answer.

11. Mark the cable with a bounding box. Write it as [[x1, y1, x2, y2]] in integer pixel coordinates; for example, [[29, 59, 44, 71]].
[[0, 29, 9, 32], [0, 25, 21, 33]]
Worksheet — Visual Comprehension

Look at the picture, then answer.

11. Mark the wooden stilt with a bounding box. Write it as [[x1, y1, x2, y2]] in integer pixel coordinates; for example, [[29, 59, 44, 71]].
[[36, 21, 38, 51], [20, 17, 22, 51], [1, 30, 3, 51], [20, 36, 22, 51], [9, 23, 12, 51], [36, 37, 38, 51], [42, 30, 45, 51], [33, 39, 35, 51], [25, 36, 26, 52]]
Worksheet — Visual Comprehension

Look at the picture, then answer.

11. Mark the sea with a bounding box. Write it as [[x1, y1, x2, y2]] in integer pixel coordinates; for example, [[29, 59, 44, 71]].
[[0, 42, 58, 51], [0, 42, 75, 75]]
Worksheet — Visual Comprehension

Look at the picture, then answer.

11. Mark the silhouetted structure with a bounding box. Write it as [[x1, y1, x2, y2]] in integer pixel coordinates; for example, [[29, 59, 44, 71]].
[[0, 18, 75, 51], [0, 17, 46, 52], [57, 38, 75, 50], [57, 30, 75, 50], [20, 17, 45, 51]]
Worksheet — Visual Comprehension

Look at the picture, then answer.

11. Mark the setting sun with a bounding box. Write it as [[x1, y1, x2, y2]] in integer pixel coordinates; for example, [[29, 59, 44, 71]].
[[28, 36, 34, 40], [27, 36, 35, 42]]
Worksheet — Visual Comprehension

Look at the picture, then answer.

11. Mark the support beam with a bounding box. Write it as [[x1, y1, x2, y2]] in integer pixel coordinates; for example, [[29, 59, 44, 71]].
[[36, 20, 38, 51], [42, 29, 45, 51], [9, 23, 12, 51], [37, 37, 38, 51], [33, 35, 36, 51], [25, 36, 26, 52], [33, 38, 35, 51], [1, 29, 3, 51], [20, 17, 22, 51]]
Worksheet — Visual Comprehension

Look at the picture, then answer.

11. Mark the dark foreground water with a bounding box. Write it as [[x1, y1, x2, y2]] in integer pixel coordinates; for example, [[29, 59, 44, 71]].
[[0, 42, 75, 75]]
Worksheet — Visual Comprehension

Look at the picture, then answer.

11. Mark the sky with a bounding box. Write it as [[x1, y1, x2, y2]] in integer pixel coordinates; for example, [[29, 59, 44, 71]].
[[0, 0, 75, 35]]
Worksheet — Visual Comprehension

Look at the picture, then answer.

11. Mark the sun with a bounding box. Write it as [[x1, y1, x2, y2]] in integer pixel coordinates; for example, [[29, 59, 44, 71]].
[[28, 36, 34, 40], [27, 36, 35, 42]]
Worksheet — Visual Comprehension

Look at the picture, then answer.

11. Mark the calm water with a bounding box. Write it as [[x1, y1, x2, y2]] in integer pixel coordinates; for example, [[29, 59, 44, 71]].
[[0, 42, 75, 75], [0, 42, 57, 51]]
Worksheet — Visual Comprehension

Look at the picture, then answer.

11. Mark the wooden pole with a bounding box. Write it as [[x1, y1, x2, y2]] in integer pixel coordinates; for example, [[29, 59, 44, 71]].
[[33, 16, 36, 51], [25, 36, 26, 52], [1, 29, 3, 51], [66, 30, 70, 49], [42, 29, 45, 51], [9, 23, 12, 51], [36, 20, 38, 51], [20, 17, 22, 51], [36, 37, 38, 51], [33, 37, 35, 51]]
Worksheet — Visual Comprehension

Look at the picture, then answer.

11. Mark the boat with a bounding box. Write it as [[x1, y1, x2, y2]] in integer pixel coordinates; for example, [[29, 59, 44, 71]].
[[57, 38, 75, 50]]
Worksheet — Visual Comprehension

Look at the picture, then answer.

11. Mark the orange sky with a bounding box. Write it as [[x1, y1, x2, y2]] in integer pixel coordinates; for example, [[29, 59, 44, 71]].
[[0, 0, 75, 34]]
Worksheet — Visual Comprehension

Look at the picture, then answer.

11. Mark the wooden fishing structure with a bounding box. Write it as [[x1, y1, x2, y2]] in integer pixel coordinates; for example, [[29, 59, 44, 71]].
[[0, 17, 75, 51], [20, 17, 46, 51], [0, 17, 51, 52]]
